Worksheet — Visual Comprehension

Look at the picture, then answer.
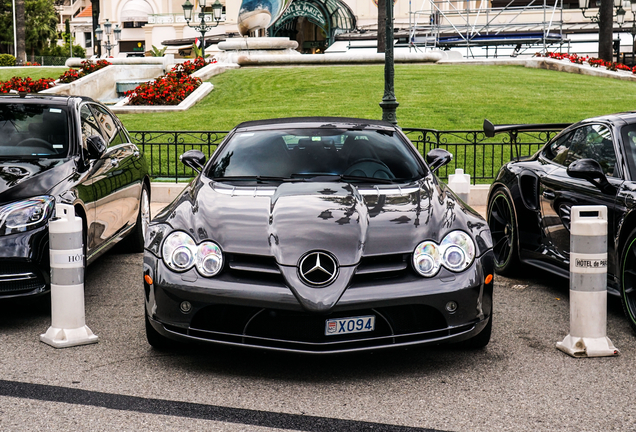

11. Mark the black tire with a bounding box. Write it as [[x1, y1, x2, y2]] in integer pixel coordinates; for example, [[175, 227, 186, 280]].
[[127, 184, 150, 253], [487, 188, 520, 276], [458, 315, 492, 349], [145, 312, 179, 350], [620, 229, 636, 333]]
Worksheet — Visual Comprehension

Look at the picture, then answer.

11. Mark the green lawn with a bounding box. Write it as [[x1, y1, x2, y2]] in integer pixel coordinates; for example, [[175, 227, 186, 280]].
[[0, 67, 67, 81], [117, 64, 636, 131]]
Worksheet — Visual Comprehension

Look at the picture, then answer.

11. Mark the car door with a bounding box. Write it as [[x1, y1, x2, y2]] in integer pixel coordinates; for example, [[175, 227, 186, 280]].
[[539, 123, 623, 272], [87, 103, 143, 250]]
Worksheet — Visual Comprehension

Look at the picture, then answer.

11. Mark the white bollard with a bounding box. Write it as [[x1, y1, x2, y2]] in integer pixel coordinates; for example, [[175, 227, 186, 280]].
[[556, 205, 618, 357], [448, 168, 470, 203], [40, 203, 98, 348]]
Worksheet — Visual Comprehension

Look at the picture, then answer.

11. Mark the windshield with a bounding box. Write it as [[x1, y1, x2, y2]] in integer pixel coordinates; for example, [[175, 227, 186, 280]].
[[207, 128, 425, 182], [0, 103, 69, 158]]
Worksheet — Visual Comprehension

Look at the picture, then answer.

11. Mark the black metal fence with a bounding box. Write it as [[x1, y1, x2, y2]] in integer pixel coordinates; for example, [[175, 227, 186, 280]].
[[129, 127, 563, 184]]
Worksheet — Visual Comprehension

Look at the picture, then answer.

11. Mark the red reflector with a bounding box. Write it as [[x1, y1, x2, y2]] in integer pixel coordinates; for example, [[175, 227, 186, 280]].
[[144, 275, 153, 285], [485, 274, 493, 284]]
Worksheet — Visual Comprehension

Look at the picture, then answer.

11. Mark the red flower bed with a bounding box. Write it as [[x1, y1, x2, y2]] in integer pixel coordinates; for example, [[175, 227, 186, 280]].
[[125, 74, 202, 105], [0, 77, 55, 93], [125, 57, 215, 106], [81, 59, 111, 74], [537, 51, 636, 73], [58, 68, 85, 83], [58, 60, 112, 84]]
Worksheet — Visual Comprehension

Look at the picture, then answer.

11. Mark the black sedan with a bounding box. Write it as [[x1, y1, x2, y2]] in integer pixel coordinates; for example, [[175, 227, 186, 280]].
[[485, 113, 636, 332], [143, 117, 494, 354], [0, 94, 150, 299]]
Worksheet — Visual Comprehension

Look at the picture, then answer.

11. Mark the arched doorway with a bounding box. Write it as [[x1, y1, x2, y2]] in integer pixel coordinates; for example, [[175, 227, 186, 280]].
[[271, 0, 355, 53]]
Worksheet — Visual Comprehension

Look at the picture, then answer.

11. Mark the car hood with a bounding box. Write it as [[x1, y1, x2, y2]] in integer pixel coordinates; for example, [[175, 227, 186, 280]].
[[154, 177, 492, 312], [0, 158, 73, 203]]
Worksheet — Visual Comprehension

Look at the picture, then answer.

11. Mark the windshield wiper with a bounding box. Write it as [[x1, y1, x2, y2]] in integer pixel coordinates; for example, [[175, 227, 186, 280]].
[[299, 174, 403, 184], [212, 176, 303, 183]]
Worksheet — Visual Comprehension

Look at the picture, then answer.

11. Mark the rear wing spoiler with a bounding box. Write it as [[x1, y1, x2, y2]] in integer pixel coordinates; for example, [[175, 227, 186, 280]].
[[483, 119, 571, 138]]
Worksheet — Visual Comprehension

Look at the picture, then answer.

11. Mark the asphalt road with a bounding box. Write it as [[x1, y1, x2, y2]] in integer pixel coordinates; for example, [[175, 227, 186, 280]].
[[1, 248, 635, 432]]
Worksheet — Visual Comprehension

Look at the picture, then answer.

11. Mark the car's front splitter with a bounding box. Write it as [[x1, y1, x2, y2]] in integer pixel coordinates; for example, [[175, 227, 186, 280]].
[[144, 251, 494, 353]]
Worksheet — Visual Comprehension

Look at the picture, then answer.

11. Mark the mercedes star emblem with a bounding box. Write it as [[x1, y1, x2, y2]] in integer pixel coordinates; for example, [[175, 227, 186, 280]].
[[299, 251, 338, 286]]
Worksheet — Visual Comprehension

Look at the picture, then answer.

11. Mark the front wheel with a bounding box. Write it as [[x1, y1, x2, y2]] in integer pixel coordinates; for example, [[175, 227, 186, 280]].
[[620, 229, 636, 333], [457, 315, 492, 349], [145, 312, 179, 350], [127, 185, 150, 253], [487, 188, 520, 276]]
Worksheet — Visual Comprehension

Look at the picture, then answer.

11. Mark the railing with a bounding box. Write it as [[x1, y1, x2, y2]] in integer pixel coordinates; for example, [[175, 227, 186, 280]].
[[129, 127, 563, 184], [402, 127, 562, 184], [129, 131, 228, 181]]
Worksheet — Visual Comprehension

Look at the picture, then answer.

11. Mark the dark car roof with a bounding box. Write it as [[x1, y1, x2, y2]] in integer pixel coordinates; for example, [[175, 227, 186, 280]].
[[578, 111, 636, 126], [0, 94, 90, 107], [234, 117, 398, 131]]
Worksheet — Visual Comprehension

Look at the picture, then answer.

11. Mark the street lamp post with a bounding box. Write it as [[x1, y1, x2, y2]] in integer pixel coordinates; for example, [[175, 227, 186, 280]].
[[616, 3, 626, 62], [379, 0, 399, 125], [182, 0, 223, 59], [95, 19, 121, 57], [579, 0, 627, 61]]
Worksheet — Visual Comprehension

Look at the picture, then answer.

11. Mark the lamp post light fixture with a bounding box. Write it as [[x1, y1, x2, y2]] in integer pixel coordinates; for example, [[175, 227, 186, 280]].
[[578, 0, 625, 23], [95, 19, 121, 57], [379, 0, 399, 125], [182, 0, 223, 59]]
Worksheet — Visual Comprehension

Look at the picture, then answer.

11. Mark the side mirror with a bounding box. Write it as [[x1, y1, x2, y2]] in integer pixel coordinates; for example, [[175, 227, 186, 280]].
[[567, 158, 616, 194], [86, 134, 106, 159], [426, 148, 453, 173], [180, 149, 206, 173]]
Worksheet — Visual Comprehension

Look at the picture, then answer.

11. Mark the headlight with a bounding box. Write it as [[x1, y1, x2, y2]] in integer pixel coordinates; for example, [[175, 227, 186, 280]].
[[0, 195, 55, 235], [413, 242, 440, 277], [413, 230, 475, 277], [162, 231, 223, 277], [196, 242, 223, 277]]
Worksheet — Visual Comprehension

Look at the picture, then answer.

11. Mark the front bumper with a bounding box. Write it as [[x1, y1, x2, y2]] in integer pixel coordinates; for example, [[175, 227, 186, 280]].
[[0, 226, 50, 299], [144, 251, 494, 354]]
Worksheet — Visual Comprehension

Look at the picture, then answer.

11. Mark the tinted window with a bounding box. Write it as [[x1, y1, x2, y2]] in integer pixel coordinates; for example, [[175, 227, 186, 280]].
[[80, 104, 103, 146], [544, 125, 617, 177], [543, 131, 573, 165], [90, 104, 124, 146], [0, 103, 69, 158], [208, 129, 425, 181], [563, 125, 617, 177]]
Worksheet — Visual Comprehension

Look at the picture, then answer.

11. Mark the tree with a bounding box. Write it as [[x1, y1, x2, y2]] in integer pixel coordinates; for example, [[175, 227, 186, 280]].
[[0, 0, 58, 57], [377, 0, 386, 53], [15, 0, 24, 63], [598, 0, 614, 61], [25, 0, 57, 57]]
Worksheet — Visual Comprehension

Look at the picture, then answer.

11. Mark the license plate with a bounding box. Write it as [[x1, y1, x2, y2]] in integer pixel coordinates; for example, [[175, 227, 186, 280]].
[[325, 315, 375, 336]]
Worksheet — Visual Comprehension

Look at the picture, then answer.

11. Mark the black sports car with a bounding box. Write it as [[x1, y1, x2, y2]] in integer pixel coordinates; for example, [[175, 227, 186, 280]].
[[0, 94, 150, 299], [485, 113, 636, 332], [143, 117, 494, 354]]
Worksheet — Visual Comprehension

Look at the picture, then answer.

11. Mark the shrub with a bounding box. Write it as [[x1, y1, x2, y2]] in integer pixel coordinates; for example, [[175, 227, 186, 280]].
[[0, 77, 55, 93], [124, 57, 214, 106], [125, 74, 202, 105], [58, 68, 84, 83], [57, 59, 111, 83], [0, 54, 16, 66], [81, 59, 111, 74]]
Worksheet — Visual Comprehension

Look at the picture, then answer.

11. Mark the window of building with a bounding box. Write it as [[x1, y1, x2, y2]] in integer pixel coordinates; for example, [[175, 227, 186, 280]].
[[123, 21, 147, 28]]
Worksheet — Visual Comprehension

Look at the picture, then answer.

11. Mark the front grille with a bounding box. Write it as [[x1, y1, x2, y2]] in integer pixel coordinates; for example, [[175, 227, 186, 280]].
[[223, 253, 286, 286], [350, 253, 415, 286], [0, 262, 46, 295], [185, 304, 454, 352]]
